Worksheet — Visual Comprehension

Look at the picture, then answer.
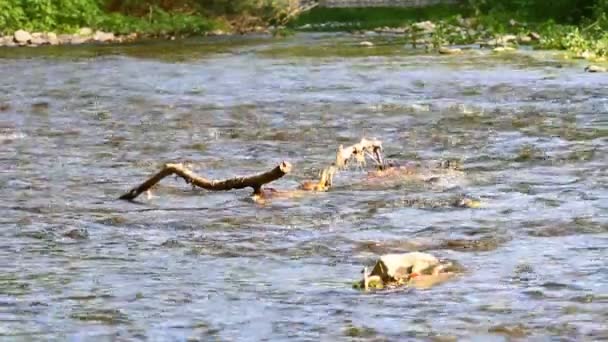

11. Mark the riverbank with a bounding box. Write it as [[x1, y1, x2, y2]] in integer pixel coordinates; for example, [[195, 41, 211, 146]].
[[1, 2, 607, 68], [0, 0, 292, 48], [290, 6, 608, 63]]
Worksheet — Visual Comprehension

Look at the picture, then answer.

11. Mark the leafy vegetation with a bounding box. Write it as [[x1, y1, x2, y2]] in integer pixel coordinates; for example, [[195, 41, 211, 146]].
[[292, 0, 608, 58], [292, 4, 473, 30], [0, 0, 296, 35]]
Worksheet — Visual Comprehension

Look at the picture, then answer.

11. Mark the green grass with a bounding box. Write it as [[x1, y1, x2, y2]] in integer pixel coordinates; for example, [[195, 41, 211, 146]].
[[290, 4, 473, 30]]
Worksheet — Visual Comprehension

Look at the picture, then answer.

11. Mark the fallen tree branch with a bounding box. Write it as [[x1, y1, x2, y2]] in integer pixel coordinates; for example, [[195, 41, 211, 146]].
[[119, 161, 292, 200]]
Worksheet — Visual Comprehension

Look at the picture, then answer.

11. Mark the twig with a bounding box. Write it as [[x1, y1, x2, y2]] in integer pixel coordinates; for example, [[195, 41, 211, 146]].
[[119, 161, 292, 200]]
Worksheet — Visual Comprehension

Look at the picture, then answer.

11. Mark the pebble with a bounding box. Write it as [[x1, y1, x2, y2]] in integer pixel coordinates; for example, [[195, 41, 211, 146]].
[[359, 41, 374, 47]]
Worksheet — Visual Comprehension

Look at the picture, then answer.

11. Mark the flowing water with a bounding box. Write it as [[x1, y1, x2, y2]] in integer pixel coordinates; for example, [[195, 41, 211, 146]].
[[0, 33, 607, 341]]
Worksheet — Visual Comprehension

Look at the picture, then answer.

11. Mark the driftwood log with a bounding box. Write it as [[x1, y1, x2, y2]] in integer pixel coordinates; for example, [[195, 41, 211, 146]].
[[119, 161, 292, 200]]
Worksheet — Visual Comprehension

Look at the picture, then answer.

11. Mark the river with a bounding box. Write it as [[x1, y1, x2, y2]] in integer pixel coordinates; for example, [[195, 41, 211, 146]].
[[0, 33, 607, 341]]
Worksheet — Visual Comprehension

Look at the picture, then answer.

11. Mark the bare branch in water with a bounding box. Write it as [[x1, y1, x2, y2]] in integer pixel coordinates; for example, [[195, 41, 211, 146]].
[[119, 161, 292, 200]]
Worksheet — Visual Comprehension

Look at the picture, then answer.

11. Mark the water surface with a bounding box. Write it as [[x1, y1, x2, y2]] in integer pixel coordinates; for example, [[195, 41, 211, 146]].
[[1, 34, 607, 341]]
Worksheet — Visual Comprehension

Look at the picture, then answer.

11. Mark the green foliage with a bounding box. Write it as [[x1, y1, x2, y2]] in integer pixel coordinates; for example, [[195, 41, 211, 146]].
[[0, 0, 26, 31], [468, 0, 598, 23], [291, 4, 472, 30], [0, 0, 219, 35], [99, 7, 214, 35]]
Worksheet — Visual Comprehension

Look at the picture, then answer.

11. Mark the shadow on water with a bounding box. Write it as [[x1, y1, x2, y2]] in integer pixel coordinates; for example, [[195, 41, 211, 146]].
[[0, 32, 607, 340]]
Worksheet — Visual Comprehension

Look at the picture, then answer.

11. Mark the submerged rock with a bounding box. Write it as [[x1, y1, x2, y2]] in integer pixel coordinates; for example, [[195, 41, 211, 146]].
[[584, 65, 607, 73], [438, 46, 462, 55], [493, 46, 516, 53], [355, 252, 460, 291], [63, 228, 89, 240]]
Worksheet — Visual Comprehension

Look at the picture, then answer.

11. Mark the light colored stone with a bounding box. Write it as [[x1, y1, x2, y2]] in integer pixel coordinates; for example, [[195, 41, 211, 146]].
[[208, 29, 225, 36], [1, 36, 16, 47], [370, 252, 440, 282], [93, 31, 115, 43], [439, 46, 462, 55], [581, 50, 596, 60], [359, 41, 374, 47], [499, 34, 517, 44], [46, 32, 59, 45], [70, 35, 90, 44], [412, 20, 436, 34], [518, 35, 532, 44], [78, 27, 93, 36], [529, 32, 541, 41], [58, 34, 72, 45], [31, 32, 43, 38], [493, 46, 516, 53], [30, 36, 47, 45], [584, 65, 607, 73], [14, 30, 32, 44]]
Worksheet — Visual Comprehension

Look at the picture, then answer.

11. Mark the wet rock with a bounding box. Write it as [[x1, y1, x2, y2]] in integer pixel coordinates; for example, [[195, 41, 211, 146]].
[[518, 34, 532, 44], [585, 65, 608, 72], [93, 31, 115, 43], [78, 27, 93, 36], [207, 29, 225, 36], [438, 46, 462, 55], [64, 228, 89, 240], [355, 252, 458, 290], [529, 32, 541, 41], [359, 41, 373, 47], [489, 324, 528, 338], [14, 30, 31, 45], [412, 21, 436, 34], [161, 239, 184, 248], [493, 46, 516, 53]]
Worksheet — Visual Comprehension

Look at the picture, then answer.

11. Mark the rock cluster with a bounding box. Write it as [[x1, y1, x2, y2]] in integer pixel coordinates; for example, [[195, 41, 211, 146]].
[[0, 28, 137, 47]]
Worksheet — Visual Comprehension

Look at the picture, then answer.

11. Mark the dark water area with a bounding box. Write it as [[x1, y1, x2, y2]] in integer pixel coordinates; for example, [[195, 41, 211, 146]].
[[0, 34, 606, 340]]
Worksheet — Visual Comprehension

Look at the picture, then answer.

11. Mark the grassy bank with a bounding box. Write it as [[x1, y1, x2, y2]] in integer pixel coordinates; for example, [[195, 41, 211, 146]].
[[290, 1, 608, 59], [0, 0, 299, 36], [291, 4, 473, 30]]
